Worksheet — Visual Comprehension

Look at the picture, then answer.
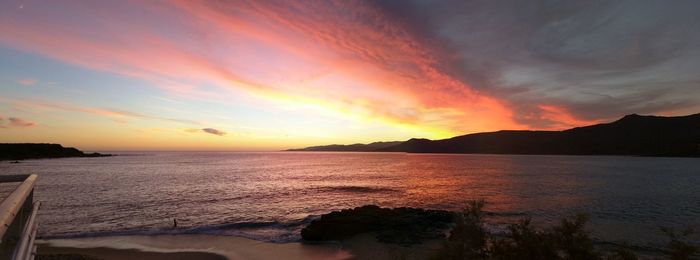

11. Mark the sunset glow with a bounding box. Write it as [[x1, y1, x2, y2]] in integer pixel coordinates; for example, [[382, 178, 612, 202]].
[[2, 1, 699, 150]]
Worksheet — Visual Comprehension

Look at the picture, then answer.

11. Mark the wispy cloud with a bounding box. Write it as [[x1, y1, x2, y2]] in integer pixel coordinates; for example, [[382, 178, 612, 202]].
[[1, 1, 699, 136], [9, 99, 198, 125], [9, 117, 36, 127], [0, 0, 521, 136]]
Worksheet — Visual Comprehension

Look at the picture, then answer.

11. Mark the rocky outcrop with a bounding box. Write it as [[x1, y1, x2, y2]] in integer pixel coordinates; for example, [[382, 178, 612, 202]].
[[301, 205, 455, 245]]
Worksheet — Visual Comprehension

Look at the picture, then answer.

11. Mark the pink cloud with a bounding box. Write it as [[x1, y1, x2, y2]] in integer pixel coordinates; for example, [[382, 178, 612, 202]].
[[18, 79, 38, 86], [9, 117, 35, 127], [9, 99, 198, 125], [0, 1, 596, 134], [0, 115, 36, 128], [537, 105, 602, 129]]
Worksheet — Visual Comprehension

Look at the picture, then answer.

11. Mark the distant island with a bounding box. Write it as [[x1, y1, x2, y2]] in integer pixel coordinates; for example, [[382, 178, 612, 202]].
[[289, 113, 700, 157], [0, 143, 111, 161]]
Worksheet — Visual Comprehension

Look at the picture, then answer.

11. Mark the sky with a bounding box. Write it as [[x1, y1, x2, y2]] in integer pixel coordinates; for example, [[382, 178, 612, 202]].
[[1, 0, 700, 151]]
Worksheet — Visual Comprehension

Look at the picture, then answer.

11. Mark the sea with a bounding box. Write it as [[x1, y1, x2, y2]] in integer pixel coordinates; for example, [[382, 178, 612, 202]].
[[1, 152, 699, 254]]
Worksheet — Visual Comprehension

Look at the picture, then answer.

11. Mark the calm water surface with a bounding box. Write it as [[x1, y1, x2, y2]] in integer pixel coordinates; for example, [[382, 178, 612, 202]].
[[1, 152, 699, 252]]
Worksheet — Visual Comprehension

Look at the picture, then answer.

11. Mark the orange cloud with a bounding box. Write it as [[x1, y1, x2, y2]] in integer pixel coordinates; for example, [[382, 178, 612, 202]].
[[170, 1, 525, 134], [538, 105, 602, 129], [0, 1, 530, 137]]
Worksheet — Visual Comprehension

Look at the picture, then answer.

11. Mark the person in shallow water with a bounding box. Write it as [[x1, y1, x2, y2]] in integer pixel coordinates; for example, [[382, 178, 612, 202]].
[[173, 218, 177, 228]]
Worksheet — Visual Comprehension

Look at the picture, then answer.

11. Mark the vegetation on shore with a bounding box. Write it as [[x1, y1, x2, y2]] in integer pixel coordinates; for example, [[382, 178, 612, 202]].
[[434, 200, 698, 260], [302, 203, 697, 259]]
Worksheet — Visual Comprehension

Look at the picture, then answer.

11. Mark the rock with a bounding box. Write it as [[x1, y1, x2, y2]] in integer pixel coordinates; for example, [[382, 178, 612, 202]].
[[301, 205, 455, 245]]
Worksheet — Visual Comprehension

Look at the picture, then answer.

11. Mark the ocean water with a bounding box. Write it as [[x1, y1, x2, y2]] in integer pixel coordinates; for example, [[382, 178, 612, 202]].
[[1, 152, 699, 253]]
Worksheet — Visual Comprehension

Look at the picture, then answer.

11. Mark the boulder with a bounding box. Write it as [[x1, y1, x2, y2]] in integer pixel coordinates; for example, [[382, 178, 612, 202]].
[[301, 205, 455, 245]]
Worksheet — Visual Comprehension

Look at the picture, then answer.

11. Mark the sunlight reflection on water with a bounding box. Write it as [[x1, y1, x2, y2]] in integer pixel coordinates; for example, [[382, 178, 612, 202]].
[[1, 152, 698, 250]]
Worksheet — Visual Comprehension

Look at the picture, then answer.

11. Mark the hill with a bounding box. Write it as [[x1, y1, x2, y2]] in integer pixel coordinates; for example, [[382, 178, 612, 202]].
[[0, 143, 110, 161], [288, 141, 402, 152], [289, 113, 700, 157]]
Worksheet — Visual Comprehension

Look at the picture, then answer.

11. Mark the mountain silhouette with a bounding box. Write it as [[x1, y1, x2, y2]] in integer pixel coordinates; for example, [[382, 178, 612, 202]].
[[288, 141, 403, 152], [289, 113, 700, 157]]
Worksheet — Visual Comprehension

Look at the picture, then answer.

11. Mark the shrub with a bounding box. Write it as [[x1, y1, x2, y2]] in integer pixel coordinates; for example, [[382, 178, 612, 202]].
[[490, 218, 558, 259], [606, 246, 638, 260], [550, 214, 600, 260], [434, 200, 698, 260], [434, 199, 488, 259], [660, 227, 698, 260]]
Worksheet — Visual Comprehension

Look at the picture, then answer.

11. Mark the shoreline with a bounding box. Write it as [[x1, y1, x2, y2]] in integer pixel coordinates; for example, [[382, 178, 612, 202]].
[[37, 234, 347, 260], [37, 233, 442, 260], [38, 246, 226, 260]]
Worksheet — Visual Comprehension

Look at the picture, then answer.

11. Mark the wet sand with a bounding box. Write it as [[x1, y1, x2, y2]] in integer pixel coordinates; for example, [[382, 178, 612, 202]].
[[37, 234, 442, 260], [38, 234, 348, 260], [38, 246, 226, 260]]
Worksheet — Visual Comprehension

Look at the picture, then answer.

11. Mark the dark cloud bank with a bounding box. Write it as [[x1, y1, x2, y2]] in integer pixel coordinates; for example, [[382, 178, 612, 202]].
[[372, 0, 700, 128]]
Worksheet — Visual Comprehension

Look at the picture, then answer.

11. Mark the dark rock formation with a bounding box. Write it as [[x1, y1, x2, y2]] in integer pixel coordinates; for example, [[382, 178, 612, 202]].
[[0, 143, 111, 161], [301, 205, 455, 245]]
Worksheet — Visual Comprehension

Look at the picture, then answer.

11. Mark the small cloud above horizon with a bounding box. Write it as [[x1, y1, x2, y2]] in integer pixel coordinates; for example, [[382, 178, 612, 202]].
[[0, 116, 37, 128], [185, 128, 227, 136], [202, 128, 226, 136]]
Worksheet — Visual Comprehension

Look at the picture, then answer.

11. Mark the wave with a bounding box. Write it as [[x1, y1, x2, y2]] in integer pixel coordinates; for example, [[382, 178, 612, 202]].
[[38, 214, 666, 257], [39, 216, 321, 243], [39, 210, 524, 243], [316, 185, 400, 193], [484, 211, 529, 217], [187, 221, 280, 231]]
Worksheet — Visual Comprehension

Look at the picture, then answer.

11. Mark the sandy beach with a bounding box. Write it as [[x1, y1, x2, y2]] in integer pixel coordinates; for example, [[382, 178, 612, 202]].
[[37, 234, 443, 260]]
